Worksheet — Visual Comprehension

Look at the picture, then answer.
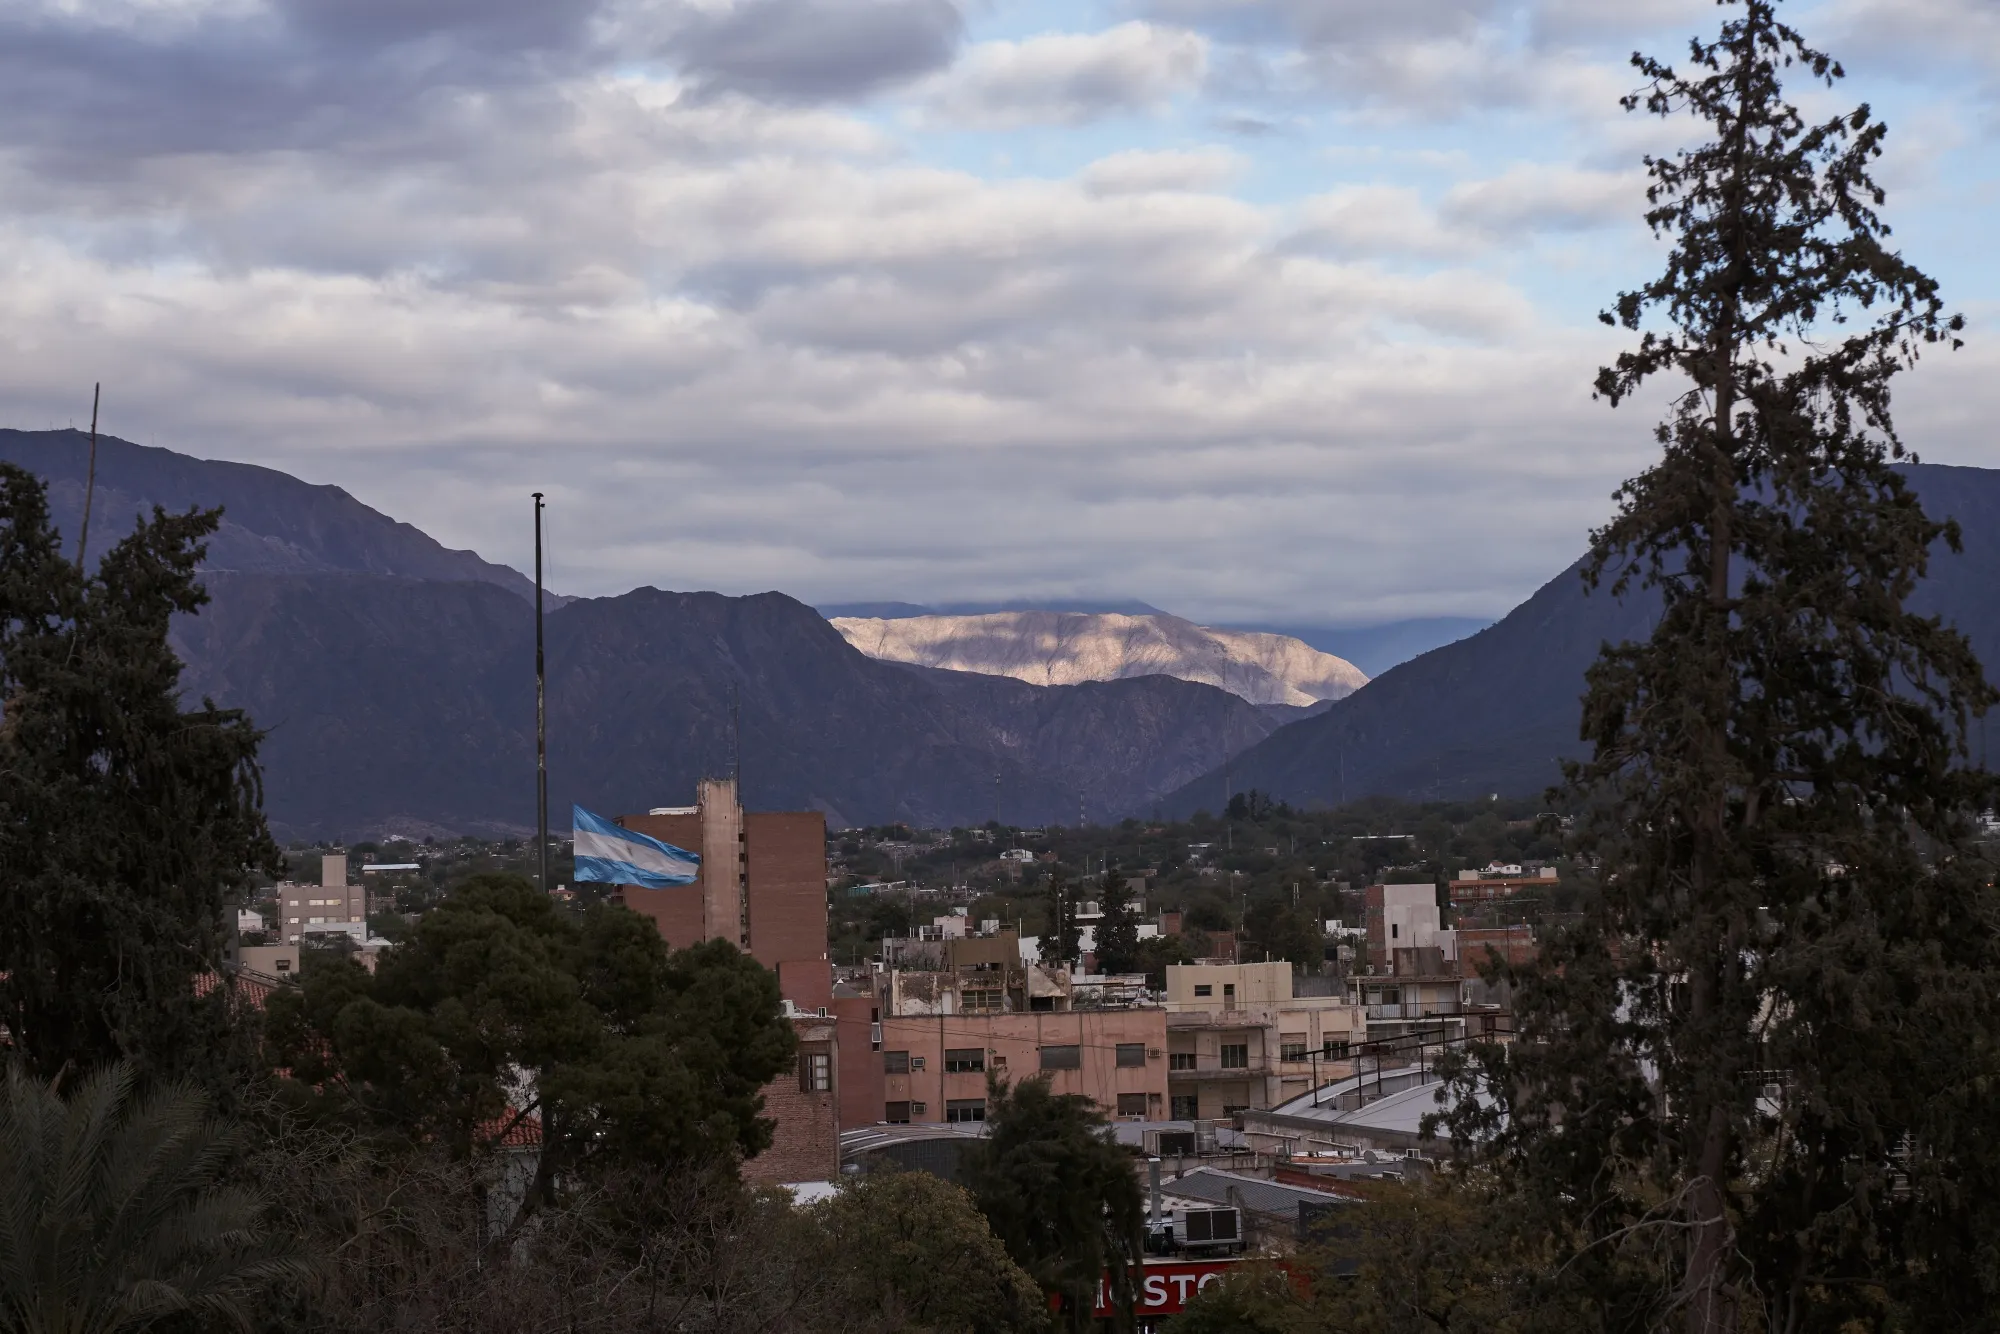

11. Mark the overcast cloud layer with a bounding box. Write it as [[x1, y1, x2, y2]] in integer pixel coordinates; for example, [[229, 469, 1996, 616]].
[[2, 0, 1996, 625]]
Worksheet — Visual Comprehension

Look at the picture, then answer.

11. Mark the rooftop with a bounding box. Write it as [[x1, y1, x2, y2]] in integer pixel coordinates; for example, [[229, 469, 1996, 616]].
[[1161, 1166, 1355, 1219]]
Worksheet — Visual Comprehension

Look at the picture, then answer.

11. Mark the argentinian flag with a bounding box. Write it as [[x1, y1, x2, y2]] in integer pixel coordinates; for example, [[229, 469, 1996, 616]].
[[572, 805, 701, 888]]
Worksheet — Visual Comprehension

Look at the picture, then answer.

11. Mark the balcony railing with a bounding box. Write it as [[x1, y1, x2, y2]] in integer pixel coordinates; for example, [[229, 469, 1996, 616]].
[[1365, 1001, 1464, 1020]]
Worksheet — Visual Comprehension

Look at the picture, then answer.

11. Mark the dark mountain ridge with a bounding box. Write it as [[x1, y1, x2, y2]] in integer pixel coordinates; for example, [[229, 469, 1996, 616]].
[[171, 575, 1285, 838], [1162, 462, 2000, 814], [0, 429, 542, 601]]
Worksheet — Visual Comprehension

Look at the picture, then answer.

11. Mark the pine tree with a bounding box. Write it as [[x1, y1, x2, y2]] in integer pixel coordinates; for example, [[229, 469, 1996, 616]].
[[1436, 4, 2000, 1328], [1043, 869, 1080, 968], [967, 1075, 1143, 1333], [0, 464, 277, 1089], [1094, 866, 1140, 975]]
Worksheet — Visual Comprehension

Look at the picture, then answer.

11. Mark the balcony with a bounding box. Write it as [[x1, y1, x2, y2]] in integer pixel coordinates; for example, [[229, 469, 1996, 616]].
[[1364, 1001, 1464, 1021], [1166, 1063, 1271, 1082]]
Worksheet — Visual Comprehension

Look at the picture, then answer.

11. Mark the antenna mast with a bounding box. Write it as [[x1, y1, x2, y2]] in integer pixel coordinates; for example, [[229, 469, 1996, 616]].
[[75, 383, 100, 571], [534, 492, 549, 896]]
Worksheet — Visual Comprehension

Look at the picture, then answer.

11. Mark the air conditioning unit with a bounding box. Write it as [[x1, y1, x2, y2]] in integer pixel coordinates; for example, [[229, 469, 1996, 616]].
[[1148, 1048, 1163, 1058], [870, 1023, 883, 1045], [910, 1055, 927, 1071], [1173, 1206, 1241, 1251]]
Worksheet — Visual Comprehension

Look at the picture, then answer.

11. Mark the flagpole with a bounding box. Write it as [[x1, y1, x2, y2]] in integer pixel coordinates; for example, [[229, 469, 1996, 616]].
[[534, 492, 549, 896]]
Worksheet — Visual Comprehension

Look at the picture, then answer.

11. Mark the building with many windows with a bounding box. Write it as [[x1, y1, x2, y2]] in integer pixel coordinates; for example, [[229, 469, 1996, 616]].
[[1162, 962, 1366, 1119], [868, 1009, 1169, 1128], [275, 852, 365, 945]]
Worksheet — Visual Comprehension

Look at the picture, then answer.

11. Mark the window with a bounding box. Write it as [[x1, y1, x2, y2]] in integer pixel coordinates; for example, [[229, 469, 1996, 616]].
[[1220, 1043, 1249, 1070], [1280, 1040, 1308, 1062], [944, 1047, 985, 1073], [1171, 1095, 1199, 1119], [800, 1050, 831, 1093], [945, 1098, 986, 1123], [1115, 1043, 1147, 1068], [1040, 1044, 1082, 1071], [1193, 984, 1212, 997], [1169, 1052, 1196, 1071], [884, 1101, 911, 1124], [963, 989, 1002, 1012], [1391, 923, 1399, 938], [1222, 984, 1235, 999], [1117, 1093, 1149, 1117], [1221, 1103, 1249, 1117], [884, 1050, 910, 1074], [1323, 1039, 1351, 1060]]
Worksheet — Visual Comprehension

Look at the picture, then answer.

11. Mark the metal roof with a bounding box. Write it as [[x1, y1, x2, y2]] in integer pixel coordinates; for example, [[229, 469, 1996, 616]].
[[1161, 1167, 1354, 1218], [840, 1122, 989, 1157]]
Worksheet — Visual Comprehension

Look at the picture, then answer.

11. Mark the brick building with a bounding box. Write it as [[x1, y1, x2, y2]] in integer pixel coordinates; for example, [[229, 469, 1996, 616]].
[[610, 779, 839, 1182], [613, 778, 832, 1011], [853, 1009, 1170, 1129], [742, 1012, 841, 1185]]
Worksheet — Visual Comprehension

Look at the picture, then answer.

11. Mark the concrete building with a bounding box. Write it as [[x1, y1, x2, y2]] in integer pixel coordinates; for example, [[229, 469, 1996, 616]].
[[1162, 963, 1367, 1119], [614, 778, 832, 1011], [275, 853, 365, 945], [1364, 882, 1445, 970], [870, 1009, 1170, 1128]]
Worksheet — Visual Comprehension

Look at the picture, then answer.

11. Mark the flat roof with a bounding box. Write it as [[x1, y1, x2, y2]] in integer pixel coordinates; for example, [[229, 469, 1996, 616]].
[[1161, 1167, 1354, 1217], [1258, 1068, 1496, 1138]]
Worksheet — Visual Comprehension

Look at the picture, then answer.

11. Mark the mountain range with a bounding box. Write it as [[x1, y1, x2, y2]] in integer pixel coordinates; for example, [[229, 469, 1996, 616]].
[[9, 427, 1999, 834], [829, 611, 1368, 708], [0, 430, 1290, 836], [1158, 463, 2000, 815]]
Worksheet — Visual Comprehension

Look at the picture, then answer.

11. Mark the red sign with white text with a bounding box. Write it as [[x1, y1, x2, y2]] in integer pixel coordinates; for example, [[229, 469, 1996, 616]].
[[1092, 1260, 1244, 1318]]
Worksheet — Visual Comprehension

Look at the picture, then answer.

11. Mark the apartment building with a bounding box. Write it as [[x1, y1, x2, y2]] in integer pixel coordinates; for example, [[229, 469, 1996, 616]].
[[871, 1009, 1169, 1128], [1162, 962, 1366, 1119], [275, 853, 365, 945], [614, 778, 832, 1010]]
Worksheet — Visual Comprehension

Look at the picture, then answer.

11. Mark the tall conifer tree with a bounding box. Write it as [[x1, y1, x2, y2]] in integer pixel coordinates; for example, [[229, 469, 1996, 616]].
[[1094, 866, 1139, 975], [0, 464, 276, 1088], [1437, 4, 2000, 1328]]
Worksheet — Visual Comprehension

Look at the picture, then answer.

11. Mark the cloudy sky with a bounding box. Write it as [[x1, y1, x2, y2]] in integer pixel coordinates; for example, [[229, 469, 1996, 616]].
[[2, 0, 1996, 627]]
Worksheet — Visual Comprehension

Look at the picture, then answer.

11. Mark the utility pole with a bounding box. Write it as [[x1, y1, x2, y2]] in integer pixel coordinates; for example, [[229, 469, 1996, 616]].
[[534, 492, 549, 896], [75, 383, 100, 571]]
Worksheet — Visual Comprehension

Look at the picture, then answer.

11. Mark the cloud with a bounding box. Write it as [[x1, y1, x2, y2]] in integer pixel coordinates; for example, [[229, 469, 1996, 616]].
[[1079, 146, 1244, 195], [1285, 185, 1468, 260], [0, 67, 1625, 625], [1440, 163, 1642, 236], [0, 0, 1989, 632], [666, 0, 963, 103], [915, 21, 1206, 128]]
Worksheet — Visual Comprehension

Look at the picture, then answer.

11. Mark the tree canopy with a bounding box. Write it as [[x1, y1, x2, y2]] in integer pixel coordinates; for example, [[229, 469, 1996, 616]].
[[0, 462, 276, 1091], [815, 1170, 1047, 1334], [967, 1075, 1142, 1333], [266, 874, 797, 1243]]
